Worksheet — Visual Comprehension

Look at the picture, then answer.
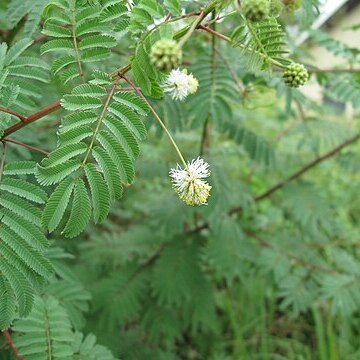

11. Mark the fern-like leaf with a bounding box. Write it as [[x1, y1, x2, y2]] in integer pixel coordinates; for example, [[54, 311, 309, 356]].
[[39, 80, 148, 237]]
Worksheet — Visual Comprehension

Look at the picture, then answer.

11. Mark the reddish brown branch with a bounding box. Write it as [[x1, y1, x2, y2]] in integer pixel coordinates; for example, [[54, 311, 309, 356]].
[[2, 330, 24, 360], [3, 100, 62, 138], [4, 138, 49, 155]]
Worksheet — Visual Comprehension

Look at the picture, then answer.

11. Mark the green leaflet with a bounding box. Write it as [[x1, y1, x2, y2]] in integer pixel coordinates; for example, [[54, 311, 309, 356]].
[[152, 240, 207, 306], [0, 163, 53, 329], [92, 265, 149, 327], [63, 178, 91, 237], [220, 121, 276, 167], [72, 332, 119, 360], [3, 161, 37, 175], [11, 293, 118, 359], [0, 38, 50, 120], [0, 178, 47, 203], [36, 160, 81, 186], [0, 260, 33, 318], [42, 177, 75, 232], [6, 0, 49, 37], [84, 163, 110, 224], [0, 277, 16, 330], [92, 146, 123, 200]]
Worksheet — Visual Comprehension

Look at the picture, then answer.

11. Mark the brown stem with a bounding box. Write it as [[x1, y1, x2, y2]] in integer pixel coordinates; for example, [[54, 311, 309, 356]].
[[4, 138, 49, 155], [230, 131, 360, 213], [2, 330, 24, 360], [178, 10, 206, 47], [199, 24, 231, 43], [2, 100, 62, 138]]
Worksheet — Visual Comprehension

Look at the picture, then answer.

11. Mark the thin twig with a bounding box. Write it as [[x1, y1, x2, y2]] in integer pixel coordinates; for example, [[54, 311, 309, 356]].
[[4, 138, 49, 155], [0, 107, 26, 122], [121, 74, 187, 167], [178, 11, 206, 47], [2, 330, 24, 360]]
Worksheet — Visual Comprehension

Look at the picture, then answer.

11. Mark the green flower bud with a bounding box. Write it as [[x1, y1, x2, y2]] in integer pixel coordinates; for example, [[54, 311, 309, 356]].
[[150, 39, 182, 72], [283, 63, 309, 88]]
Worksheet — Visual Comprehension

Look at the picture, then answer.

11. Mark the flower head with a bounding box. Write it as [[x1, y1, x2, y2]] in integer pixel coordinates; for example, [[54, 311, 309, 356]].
[[164, 68, 199, 101], [169, 157, 211, 206]]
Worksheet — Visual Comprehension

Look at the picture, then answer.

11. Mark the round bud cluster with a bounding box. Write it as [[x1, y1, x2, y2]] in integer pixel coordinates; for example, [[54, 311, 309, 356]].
[[283, 63, 309, 87], [283, 0, 302, 13], [242, 0, 271, 22], [150, 39, 182, 72]]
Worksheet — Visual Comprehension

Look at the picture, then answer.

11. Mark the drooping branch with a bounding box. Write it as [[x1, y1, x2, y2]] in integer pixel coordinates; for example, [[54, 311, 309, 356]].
[[191, 131, 360, 232], [2, 330, 24, 360], [254, 131, 360, 201], [229, 131, 360, 214], [245, 230, 336, 274]]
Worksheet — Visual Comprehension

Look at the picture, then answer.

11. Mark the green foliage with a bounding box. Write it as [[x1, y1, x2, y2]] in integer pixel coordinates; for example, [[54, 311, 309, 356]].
[[6, 0, 49, 37], [41, 0, 125, 83], [12, 295, 117, 359], [0, 161, 53, 330], [187, 58, 238, 127]]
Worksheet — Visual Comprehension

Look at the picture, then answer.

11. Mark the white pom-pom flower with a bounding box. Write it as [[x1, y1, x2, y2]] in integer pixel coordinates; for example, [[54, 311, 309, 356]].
[[164, 68, 198, 101], [169, 157, 211, 206]]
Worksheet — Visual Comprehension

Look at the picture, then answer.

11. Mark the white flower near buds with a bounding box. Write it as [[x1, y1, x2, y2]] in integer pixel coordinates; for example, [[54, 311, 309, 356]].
[[164, 68, 199, 101], [169, 157, 211, 206]]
